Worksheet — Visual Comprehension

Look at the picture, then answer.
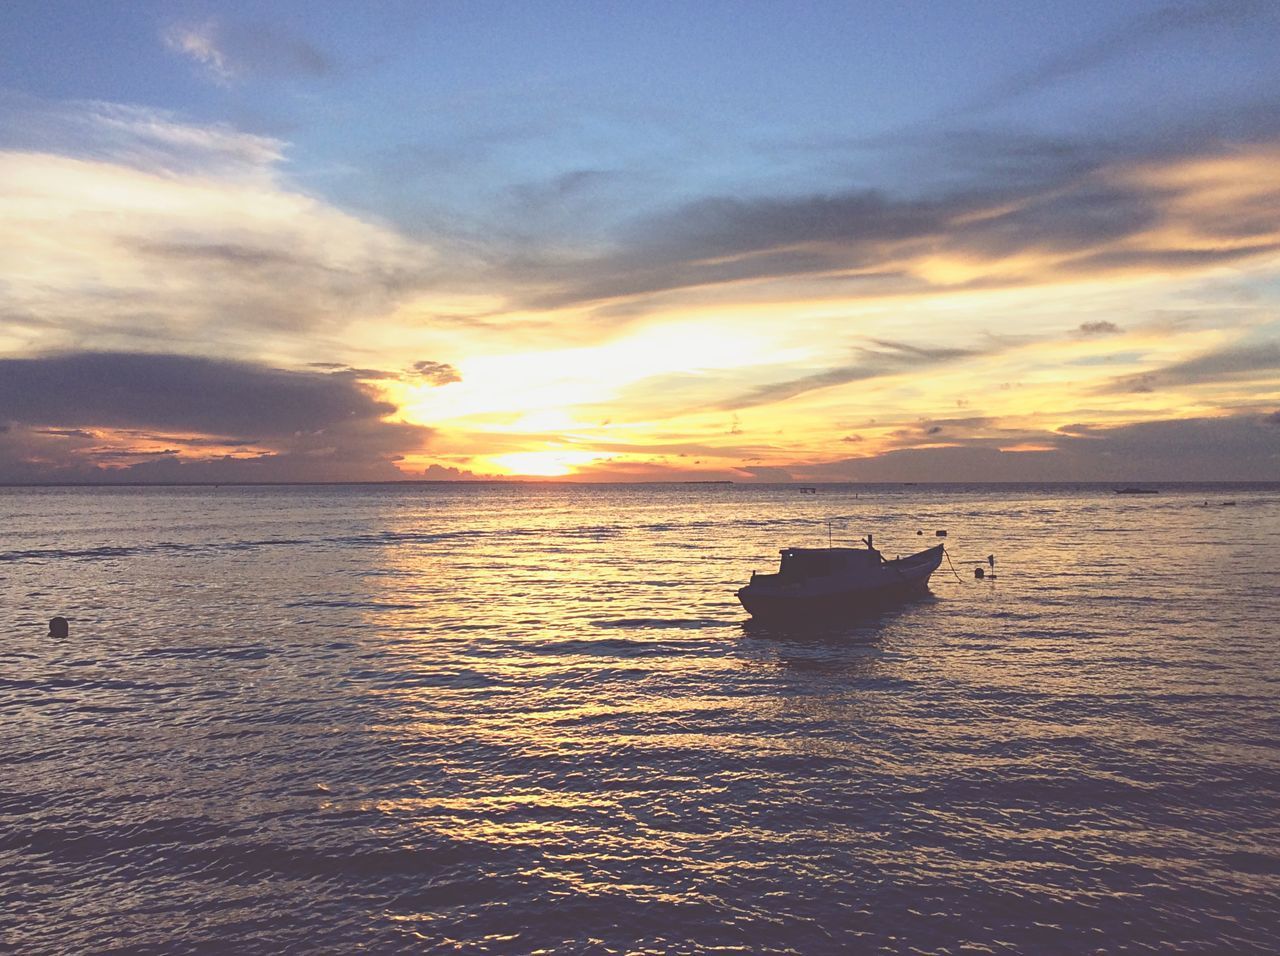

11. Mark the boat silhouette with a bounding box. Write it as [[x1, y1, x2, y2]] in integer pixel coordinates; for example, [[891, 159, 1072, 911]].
[[737, 537, 943, 621]]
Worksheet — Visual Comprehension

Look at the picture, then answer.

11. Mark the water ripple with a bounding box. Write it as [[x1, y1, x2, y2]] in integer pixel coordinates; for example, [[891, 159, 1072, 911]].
[[2, 482, 1278, 954]]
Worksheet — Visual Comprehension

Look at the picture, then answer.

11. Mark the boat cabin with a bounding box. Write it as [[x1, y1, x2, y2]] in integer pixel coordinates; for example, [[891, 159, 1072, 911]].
[[750, 546, 882, 583]]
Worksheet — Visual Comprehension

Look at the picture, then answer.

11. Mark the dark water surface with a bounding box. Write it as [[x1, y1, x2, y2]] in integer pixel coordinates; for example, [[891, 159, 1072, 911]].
[[3, 483, 1279, 954]]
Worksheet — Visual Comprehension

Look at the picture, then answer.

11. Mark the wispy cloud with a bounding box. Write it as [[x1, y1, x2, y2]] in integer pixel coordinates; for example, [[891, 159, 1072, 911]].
[[719, 340, 976, 411], [0, 99, 436, 353], [1106, 342, 1280, 393], [976, 0, 1270, 109], [163, 20, 236, 86], [163, 18, 333, 86], [0, 92, 284, 177]]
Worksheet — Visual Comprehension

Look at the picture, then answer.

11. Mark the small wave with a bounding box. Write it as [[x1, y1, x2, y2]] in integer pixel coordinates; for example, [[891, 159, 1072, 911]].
[[591, 617, 734, 630], [283, 599, 419, 611]]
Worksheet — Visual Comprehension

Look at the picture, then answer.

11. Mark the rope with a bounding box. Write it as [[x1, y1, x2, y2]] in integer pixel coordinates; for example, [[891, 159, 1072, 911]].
[[942, 545, 967, 585]]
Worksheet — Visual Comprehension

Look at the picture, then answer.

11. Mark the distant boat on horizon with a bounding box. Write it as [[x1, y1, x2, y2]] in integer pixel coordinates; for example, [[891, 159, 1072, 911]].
[[1114, 487, 1159, 494], [736, 538, 943, 621]]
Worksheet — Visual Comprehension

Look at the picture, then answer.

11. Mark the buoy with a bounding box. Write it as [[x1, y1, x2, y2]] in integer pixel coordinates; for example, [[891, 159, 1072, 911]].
[[935, 530, 947, 537], [974, 567, 984, 579], [48, 616, 68, 638], [917, 530, 923, 535]]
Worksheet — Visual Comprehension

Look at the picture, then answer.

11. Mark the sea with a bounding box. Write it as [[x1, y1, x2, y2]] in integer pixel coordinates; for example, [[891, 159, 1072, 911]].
[[2, 482, 1278, 954]]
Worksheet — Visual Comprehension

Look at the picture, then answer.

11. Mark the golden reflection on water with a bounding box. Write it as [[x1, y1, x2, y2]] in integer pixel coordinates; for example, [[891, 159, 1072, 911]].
[[8, 485, 1275, 951]]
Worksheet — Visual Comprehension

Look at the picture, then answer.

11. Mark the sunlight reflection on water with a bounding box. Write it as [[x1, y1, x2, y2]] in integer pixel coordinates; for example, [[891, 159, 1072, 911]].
[[2, 483, 1279, 953]]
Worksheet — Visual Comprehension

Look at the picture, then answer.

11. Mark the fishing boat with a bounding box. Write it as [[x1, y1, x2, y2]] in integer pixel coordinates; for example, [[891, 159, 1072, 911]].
[[736, 536, 943, 620], [1114, 487, 1159, 494]]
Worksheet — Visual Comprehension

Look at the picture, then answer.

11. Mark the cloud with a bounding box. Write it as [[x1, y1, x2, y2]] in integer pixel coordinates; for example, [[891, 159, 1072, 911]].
[[979, 0, 1269, 107], [0, 99, 435, 350], [411, 360, 462, 386], [800, 412, 1279, 482], [0, 352, 432, 482], [419, 463, 486, 480], [508, 139, 1280, 312], [164, 21, 235, 85], [1079, 320, 1122, 336], [719, 339, 976, 410], [736, 465, 794, 482], [0, 92, 284, 177], [1107, 342, 1280, 392], [163, 18, 333, 85]]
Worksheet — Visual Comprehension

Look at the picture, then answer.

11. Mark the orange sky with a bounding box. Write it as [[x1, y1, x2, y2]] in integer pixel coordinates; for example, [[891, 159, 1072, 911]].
[[1, 5, 1279, 482]]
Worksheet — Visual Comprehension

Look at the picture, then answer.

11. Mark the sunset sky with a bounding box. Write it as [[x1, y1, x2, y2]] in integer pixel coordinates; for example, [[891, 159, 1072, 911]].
[[2, 0, 1278, 482]]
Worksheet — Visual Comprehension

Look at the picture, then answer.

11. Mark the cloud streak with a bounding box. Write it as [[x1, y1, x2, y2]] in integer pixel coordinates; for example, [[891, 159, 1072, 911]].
[[1106, 342, 1280, 393], [979, 0, 1269, 107], [720, 340, 976, 410], [513, 141, 1280, 311]]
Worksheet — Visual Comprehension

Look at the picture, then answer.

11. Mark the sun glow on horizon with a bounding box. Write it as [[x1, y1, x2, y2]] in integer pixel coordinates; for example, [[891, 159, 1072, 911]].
[[485, 449, 612, 477]]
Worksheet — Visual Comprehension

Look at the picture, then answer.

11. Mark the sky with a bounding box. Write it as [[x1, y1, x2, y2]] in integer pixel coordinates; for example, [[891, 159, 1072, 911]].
[[1, 0, 1278, 482]]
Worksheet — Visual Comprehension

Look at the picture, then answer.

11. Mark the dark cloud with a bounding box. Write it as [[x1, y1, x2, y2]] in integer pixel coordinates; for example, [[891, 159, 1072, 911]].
[[0, 352, 394, 435], [501, 111, 1280, 313], [801, 412, 1279, 482], [35, 427, 97, 439], [137, 433, 259, 447], [1079, 320, 1122, 336], [420, 464, 485, 480], [0, 352, 432, 483], [515, 169, 1236, 308], [525, 189, 956, 308], [720, 340, 976, 410], [1107, 343, 1280, 392], [411, 361, 462, 386]]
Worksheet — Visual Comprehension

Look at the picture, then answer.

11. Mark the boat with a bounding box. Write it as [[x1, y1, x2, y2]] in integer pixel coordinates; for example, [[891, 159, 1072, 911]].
[[1114, 487, 1159, 494], [736, 537, 943, 620]]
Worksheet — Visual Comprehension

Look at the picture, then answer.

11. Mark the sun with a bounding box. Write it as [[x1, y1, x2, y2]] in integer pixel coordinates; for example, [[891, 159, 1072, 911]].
[[485, 450, 608, 477]]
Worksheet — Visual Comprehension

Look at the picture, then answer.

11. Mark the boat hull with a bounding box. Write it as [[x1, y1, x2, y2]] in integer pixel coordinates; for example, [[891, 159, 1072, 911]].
[[736, 544, 943, 621]]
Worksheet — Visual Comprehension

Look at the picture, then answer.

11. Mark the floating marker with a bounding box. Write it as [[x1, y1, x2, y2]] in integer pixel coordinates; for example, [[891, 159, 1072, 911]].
[[935, 530, 947, 537]]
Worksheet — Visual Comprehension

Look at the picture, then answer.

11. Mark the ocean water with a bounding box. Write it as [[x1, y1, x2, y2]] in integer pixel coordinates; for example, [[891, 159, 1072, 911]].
[[2, 482, 1278, 954]]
